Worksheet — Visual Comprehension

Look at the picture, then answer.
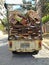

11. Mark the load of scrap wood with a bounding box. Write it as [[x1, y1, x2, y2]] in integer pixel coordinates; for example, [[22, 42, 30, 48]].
[[9, 10, 41, 39], [9, 10, 40, 27]]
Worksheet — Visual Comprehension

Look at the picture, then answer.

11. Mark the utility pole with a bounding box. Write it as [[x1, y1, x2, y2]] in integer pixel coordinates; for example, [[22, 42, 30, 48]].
[[36, 0, 42, 19]]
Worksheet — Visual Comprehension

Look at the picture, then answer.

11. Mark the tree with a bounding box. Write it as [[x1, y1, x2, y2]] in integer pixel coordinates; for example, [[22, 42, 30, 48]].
[[0, 0, 6, 26], [23, 0, 36, 10], [41, 0, 49, 33], [40, 0, 49, 17], [42, 15, 49, 24]]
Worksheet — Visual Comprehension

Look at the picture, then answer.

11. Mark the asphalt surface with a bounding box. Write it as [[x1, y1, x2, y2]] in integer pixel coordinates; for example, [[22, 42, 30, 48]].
[[0, 38, 49, 65]]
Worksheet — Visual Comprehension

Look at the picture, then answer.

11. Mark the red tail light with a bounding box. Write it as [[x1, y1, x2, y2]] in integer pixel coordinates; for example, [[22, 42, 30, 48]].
[[9, 41, 12, 48], [39, 41, 42, 48]]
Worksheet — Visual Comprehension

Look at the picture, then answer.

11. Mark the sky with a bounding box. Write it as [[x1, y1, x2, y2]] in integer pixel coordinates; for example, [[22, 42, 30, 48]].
[[5, 0, 35, 4], [5, 0, 23, 4], [5, 0, 35, 10]]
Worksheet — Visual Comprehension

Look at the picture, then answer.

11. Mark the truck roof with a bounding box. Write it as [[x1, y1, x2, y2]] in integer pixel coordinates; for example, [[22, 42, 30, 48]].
[[5, 0, 23, 4]]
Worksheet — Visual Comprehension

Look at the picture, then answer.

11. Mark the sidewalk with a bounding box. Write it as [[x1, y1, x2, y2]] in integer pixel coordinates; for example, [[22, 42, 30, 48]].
[[0, 31, 8, 40], [42, 33, 49, 50]]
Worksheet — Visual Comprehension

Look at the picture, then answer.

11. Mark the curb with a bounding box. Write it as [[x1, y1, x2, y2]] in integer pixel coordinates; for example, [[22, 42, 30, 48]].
[[0, 42, 8, 47], [42, 42, 49, 50], [0, 34, 8, 40], [43, 33, 49, 35]]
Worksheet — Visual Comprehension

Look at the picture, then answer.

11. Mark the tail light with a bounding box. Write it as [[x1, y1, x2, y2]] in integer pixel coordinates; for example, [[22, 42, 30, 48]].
[[9, 41, 12, 48], [39, 41, 42, 48]]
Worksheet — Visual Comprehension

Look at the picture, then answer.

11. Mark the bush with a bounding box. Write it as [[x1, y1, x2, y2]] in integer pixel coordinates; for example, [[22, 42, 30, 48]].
[[42, 15, 49, 24]]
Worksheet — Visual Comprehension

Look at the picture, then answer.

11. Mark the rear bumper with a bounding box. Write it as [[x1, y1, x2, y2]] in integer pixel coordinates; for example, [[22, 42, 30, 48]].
[[8, 40, 42, 52], [9, 48, 40, 52]]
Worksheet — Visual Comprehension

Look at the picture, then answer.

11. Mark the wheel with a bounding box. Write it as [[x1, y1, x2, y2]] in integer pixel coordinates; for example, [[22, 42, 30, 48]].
[[32, 50, 39, 55], [12, 51, 16, 54]]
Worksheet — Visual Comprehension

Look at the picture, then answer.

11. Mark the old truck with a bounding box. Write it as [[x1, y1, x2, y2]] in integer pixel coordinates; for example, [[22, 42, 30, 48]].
[[5, 0, 42, 54]]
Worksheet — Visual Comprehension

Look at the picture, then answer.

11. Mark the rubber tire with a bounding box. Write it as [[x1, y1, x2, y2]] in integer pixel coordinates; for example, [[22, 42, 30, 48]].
[[12, 51, 16, 54], [32, 50, 39, 55], [12, 51, 39, 55]]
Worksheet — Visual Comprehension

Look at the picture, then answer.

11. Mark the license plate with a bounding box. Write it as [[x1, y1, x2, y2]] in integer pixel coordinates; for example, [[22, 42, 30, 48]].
[[21, 43, 30, 48]]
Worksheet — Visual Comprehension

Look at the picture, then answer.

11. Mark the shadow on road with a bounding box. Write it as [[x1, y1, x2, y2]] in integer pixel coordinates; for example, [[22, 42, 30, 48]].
[[12, 52, 35, 58], [11, 53, 49, 65]]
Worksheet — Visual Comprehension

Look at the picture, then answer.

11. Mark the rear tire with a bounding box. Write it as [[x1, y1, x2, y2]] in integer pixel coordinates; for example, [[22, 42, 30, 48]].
[[12, 51, 16, 54], [12, 51, 39, 55], [32, 50, 39, 55]]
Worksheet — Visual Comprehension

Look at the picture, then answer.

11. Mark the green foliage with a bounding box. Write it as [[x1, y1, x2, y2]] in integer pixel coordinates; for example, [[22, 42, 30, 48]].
[[41, 1, 49, 24], [0, 17, 8, 31], [0, 24, 4, 31], [42, 2, 49, 16], [42, 15, 49, 24], [2, 17, 7, 26], [44, 3, 49, 15]]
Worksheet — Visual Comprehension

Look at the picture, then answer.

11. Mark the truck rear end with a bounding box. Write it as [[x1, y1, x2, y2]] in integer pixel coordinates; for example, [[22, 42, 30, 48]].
[[5, 0, 42, 54]]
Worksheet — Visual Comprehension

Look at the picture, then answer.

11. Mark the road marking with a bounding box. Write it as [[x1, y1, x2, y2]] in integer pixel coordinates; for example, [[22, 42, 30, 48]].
[[0, 43, 8, 47]]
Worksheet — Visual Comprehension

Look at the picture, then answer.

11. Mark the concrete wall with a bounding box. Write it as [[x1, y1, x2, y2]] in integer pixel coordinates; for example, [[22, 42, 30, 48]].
[[45, 21, 49, 33]]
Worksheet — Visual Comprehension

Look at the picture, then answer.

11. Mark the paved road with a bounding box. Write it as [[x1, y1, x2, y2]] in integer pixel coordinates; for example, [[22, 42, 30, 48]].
[[0, 39, 49, 65]]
